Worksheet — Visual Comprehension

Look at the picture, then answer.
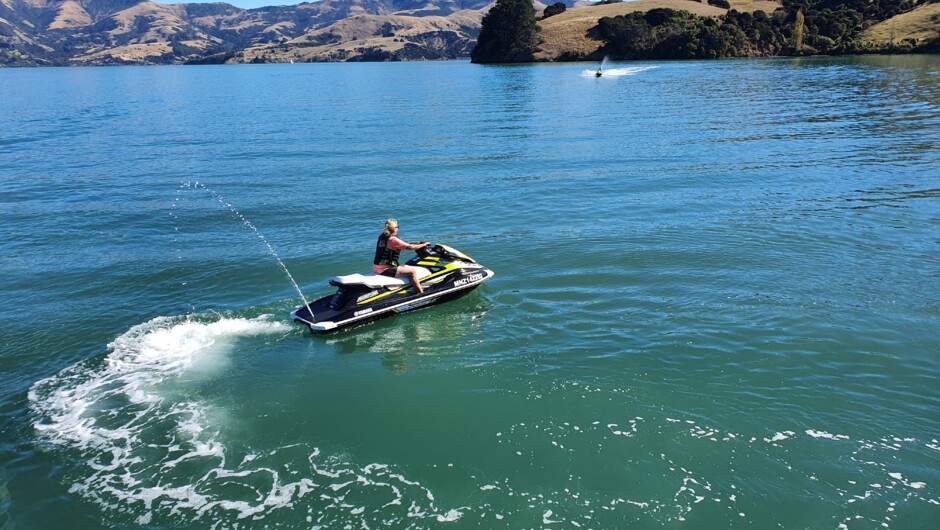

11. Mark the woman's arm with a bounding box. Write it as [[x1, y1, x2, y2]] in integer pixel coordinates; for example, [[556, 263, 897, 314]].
[[388, 237, 428, 251]]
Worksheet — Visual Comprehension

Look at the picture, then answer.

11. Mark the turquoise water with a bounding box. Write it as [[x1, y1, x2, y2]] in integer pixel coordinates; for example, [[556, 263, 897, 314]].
[[2, 56, 939, 529]]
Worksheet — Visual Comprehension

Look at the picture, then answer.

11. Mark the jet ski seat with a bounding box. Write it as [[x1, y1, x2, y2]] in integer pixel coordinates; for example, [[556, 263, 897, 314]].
[[331, 267, 431, 289]]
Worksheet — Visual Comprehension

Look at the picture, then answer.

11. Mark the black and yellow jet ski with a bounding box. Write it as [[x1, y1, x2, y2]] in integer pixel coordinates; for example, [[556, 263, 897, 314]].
[[596, 68, 603, 77], [291, 244, 494, 333]]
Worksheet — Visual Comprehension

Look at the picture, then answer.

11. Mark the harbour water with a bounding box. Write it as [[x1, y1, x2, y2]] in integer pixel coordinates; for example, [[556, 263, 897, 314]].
[[1, 56, 939, 529]]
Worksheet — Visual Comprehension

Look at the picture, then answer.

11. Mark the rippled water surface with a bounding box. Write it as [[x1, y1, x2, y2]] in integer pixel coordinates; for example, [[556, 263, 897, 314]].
[[2, 56, 939, 529]]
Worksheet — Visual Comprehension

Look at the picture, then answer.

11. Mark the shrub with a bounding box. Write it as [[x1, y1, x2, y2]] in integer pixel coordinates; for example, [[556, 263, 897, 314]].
[[543, 2, 566, 19]]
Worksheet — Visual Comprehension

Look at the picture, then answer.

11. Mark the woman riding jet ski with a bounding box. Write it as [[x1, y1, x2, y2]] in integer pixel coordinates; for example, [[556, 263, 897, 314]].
[[373, 218, 429, 292], [291, 243, 494, 333]]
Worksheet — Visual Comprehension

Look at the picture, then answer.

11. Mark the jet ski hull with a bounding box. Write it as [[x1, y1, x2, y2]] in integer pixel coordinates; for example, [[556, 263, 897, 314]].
[[291, 245, 494, 333]]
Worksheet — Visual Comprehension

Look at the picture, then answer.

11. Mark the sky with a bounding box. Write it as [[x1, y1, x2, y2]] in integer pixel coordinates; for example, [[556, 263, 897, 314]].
[[162, 0, 308, 9], [163, 0, 607, 12]]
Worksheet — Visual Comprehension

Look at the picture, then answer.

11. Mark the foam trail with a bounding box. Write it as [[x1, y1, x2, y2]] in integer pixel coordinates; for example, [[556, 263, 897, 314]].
[[30, 315, 288, 449], [583, 66, 657, 77], [28, 315, 458, 527]]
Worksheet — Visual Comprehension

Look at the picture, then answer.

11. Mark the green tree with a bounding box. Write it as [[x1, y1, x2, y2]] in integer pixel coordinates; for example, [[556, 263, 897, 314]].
[[792, 9, 805, 53], [471, 0, 539, 63], [543, 2, 566, 19], [597, 13, 653, 58]]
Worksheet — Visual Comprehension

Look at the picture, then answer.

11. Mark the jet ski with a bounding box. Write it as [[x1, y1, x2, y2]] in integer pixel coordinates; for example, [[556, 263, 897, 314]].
[[596, 68, 603, 77], [291, 244, 494, 333]]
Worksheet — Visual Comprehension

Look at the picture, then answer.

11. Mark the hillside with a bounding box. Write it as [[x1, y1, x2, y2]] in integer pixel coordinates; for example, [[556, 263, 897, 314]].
[[529, 0, 940, 61], [859, 1, 940, 46], [0, 0, 501, 65], [236, 9, 487, 63], [1, 0, 938, 65], [536, 0, 783, 60]]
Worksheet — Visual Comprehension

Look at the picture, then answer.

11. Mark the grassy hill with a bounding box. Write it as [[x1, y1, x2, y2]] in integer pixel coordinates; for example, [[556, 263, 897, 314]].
[[237, 10, 485, 63], [536, 0, 783, 60], [0, 0, 495, 65], [1, 0, 937, 65], [859, 2, 940, 47]]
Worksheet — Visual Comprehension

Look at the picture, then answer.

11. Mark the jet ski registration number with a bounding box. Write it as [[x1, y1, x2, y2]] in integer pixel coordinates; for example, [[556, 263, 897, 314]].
[[453, 273, 484, 287]]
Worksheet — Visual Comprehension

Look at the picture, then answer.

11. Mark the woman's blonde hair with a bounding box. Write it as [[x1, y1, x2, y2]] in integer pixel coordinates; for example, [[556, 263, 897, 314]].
[[383, 218, 398, 236]]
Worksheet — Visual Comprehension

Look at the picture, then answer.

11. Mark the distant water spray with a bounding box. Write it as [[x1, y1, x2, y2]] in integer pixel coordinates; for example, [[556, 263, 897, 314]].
[[582, 65, 658, 78], [180, 181, 314, 315]]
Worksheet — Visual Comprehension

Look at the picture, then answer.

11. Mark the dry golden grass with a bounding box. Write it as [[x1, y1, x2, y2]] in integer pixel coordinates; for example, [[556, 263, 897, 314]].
[[0, 15, 38, 46], [241, 11, 484, 63], [78, 42, 172, 63], [859, 3, 940, 45], [536, 0, 783, 60], [65, 2, 224, 64], [47, 0, 92, 30], [109, 3, 187, 35]]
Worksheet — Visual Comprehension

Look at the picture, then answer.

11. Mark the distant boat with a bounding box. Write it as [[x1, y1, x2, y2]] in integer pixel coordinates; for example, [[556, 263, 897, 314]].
[[290, 59, 294, 64]]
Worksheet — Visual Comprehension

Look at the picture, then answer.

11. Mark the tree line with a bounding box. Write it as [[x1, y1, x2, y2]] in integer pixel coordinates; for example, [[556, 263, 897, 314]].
[[471, 0, 936, 63]]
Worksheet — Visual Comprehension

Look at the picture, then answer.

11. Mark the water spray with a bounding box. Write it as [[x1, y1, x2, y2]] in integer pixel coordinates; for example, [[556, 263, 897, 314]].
[[582, 65, 658, 78], [181, 181, 316, 319]]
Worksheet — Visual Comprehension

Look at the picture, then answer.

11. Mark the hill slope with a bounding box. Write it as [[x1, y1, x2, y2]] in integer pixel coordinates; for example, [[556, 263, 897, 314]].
[[859, 2, 940, 46], [236, 9, 487, 63], [532, 0, 940, 61], [0, 0, 499, 65], [1, 0, 937, 65], [536, 0, 783, 60]]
